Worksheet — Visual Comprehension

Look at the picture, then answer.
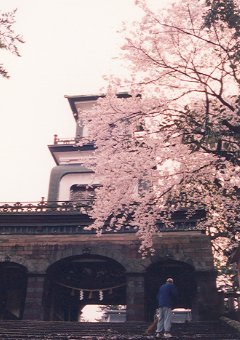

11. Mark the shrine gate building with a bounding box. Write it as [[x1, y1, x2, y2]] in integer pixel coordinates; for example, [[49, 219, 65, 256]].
[[0, 94, 221, 322]]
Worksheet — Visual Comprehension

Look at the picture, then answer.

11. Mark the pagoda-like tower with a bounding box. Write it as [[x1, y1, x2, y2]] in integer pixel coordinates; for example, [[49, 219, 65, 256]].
[[47, 93, 130, 203], [48, 95, 98, 203]]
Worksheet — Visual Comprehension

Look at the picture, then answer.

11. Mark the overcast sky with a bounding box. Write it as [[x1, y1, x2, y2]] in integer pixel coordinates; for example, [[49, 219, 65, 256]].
[[0, 0, 170, 202]]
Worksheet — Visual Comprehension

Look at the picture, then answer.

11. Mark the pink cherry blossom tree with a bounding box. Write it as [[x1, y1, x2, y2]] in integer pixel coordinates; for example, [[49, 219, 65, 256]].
[[81, 0, 240, 262]]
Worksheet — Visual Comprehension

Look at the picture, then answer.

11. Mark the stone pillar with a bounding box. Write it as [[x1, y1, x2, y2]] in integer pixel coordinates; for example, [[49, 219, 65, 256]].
[[194, 271, 220, 321], [23, 274, 45, 320], [126, 273, 145, 321]]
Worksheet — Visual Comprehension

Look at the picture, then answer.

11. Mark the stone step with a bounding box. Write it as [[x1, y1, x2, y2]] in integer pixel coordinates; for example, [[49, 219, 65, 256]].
[[0, 320, 238, 339]]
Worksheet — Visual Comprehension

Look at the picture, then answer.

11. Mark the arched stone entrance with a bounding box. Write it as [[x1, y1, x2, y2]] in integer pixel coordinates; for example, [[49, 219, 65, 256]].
[[145, 258, 197, 321], [43, 254, 127, 321], [0, 261, 27, 320]]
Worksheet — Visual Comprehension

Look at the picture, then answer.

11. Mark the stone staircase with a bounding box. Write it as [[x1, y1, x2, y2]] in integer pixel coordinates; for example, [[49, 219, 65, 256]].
[[0, 320, 238, 339]]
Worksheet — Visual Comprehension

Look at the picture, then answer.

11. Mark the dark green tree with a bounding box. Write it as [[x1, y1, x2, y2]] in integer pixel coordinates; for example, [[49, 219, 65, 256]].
[[0, 9, 24, 78], [204, 0, 240, 62]]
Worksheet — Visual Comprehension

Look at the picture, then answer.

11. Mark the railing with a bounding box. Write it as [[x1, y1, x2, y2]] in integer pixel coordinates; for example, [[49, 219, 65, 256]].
[[0, 200, 199, 234], [53, 134, 81, 145], [0, 200, 93, 214]]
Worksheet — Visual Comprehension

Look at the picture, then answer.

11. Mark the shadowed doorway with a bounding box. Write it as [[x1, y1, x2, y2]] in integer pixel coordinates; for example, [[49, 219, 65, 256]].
[[0, 261, 27, 320], [145, 259, 197, 321], [43, 254, 126, 321]]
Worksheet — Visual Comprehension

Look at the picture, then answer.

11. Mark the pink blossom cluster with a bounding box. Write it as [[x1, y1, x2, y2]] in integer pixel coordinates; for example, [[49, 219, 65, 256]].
[[79, 0, 240, 259]]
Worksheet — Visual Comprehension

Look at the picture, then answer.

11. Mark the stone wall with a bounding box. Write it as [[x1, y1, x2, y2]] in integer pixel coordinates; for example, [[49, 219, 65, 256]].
[[0, 231, 219, 321], [0, 231, 214, 274]]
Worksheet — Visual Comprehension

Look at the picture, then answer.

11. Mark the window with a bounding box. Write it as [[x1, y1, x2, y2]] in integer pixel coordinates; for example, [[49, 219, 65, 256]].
[[70, 184, 98, 204]]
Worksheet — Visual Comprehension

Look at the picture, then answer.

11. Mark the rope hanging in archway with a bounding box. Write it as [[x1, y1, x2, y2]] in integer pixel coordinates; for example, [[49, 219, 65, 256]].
[[54, 281, 126, 301]]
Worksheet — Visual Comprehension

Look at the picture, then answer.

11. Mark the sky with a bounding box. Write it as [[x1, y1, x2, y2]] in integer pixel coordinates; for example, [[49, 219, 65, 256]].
[[0, 0, 171, 202]]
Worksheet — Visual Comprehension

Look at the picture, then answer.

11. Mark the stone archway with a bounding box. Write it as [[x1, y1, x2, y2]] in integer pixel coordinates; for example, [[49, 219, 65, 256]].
[[0, 261, 27, 320], [145, 258, 197, 321], [43, 254, 127, 321]]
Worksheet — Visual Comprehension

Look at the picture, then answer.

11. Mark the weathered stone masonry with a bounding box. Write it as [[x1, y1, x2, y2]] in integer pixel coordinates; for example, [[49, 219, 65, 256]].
[[0, 229, 220, 322]]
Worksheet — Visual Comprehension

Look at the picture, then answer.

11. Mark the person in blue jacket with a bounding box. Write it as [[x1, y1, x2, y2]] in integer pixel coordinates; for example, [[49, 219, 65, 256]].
[[156, 277, 178, 338]]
